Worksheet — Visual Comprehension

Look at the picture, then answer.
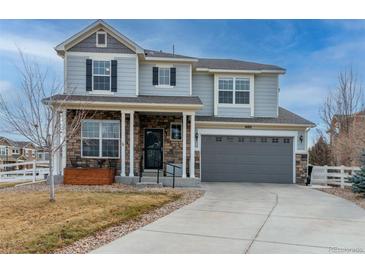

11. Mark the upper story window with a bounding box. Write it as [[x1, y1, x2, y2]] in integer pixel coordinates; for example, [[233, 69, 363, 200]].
[[93, 60, 111, 91], [159, 68, 170, 86], [96, 31, 107, 47], [218, 77, 251, 105], [218, 78, 233, 104], [0, 146, 7, 156], [152, 66, 176, 87]]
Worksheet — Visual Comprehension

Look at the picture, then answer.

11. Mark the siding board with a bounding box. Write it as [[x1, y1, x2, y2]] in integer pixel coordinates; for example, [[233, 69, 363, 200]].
[[139, 63, 190, 96], [192, 73, 214, 116], [254, 74, 278, 117]]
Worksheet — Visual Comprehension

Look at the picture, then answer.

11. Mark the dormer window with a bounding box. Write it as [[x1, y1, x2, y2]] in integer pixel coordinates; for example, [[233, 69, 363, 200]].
[[96, 31, 107, 47]]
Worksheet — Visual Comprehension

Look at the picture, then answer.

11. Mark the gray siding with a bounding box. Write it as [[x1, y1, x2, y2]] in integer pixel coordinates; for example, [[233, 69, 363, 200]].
[[192, 73, 214, 116], [217, 106, 251, 118], [116, 56, 136, 96], [66, 55, 85, 94], [139, 63, 190, 96], [69, 32, 135, 54], [66, 54, 136, 96], [254, 74, 278, 117]]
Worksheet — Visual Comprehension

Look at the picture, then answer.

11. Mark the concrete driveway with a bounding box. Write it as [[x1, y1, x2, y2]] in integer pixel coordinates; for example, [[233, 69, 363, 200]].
[[92, 183, 365, 254]]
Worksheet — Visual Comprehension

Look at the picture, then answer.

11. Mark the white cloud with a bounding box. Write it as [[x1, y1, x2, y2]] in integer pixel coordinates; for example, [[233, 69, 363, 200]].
[[0, 33, 59, 61]]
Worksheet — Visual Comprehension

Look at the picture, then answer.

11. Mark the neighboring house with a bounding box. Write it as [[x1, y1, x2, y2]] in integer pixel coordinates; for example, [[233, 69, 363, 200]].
[[0, 137, 40, 168], [44, 20, 315, 184], [329, 110, 365, 144], [329, 110, 365, 165], [0, 137, 17, 165]]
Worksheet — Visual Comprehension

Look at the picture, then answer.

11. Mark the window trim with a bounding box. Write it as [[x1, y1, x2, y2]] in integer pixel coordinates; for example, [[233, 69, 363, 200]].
[[96, 31, 107, 48], [170, 122, 182, 141], [92, 60, 112, 93], [218, 76, 251, 106], [81, 119, 120, 159], [214, 74, 255, 116], [157, 67, 171, 87]]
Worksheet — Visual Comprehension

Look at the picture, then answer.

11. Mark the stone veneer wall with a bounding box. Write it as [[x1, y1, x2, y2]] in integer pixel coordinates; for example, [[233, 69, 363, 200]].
[[138, 114, 194, 176], [66, 111, 197, 177], [296, 153, 308, 184]]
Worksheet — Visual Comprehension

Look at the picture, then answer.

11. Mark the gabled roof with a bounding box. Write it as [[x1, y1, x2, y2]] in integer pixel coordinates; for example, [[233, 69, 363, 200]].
[[55, 19, 144, 56], [55, 20, 285, 72], [196, 107, 315, 127], [194, 58, 286, 73]]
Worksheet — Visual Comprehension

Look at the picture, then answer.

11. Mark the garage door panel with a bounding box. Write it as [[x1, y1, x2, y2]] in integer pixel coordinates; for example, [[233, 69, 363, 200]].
[[201, 135, 293, 183]]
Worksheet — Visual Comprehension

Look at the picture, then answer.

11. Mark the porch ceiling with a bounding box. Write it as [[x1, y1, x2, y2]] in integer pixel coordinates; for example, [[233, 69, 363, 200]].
[[43, 94, 203, 112]]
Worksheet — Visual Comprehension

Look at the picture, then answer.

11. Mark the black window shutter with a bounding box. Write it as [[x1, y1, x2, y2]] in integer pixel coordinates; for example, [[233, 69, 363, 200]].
[[86, 59, 92, 91], [152, 67, 158, 85], [170, 67, 176, 86], [111, 60, 117, 92]]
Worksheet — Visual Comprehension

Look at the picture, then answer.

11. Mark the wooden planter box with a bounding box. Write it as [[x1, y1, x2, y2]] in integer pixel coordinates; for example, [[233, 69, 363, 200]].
[[64, 168, 115, 185]]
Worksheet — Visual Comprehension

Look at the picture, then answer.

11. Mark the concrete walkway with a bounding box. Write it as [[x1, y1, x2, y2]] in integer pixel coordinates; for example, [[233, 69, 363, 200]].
[[92, 183, 365, 254]]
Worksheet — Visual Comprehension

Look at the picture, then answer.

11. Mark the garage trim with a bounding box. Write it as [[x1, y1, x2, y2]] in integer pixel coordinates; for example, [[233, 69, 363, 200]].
[[197, 128, 299, 183]]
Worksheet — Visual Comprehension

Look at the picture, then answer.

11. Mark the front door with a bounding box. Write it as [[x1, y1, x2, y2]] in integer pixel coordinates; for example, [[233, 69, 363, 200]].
[[144, 129, 163, 169]]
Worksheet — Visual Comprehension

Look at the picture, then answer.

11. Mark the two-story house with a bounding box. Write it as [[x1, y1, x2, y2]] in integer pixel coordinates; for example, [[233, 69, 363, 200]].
[[45, 20, 315, 185]]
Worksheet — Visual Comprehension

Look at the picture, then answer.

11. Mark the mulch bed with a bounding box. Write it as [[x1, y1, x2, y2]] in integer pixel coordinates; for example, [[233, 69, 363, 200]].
[[1, 183, 204, 254], [318, 187, 365, 210]]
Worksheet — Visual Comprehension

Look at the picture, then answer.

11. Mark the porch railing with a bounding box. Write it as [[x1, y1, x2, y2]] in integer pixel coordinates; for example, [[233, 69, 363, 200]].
[[138, 147, 181, 188]]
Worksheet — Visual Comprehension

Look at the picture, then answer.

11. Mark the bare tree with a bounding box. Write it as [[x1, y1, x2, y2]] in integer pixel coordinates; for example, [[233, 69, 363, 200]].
[[320, 67, 365, 165], [321, 67, 363, 135], [0, 51, 87, 202]]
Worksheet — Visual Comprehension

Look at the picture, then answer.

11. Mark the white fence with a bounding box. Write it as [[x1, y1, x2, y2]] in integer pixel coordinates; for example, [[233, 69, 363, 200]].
[[311, 165, 360, 188], [0, 160, 49, 183]]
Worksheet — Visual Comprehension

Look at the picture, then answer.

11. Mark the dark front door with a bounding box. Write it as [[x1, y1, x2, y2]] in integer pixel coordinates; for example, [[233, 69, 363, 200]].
[[144, 129, 163, 169]]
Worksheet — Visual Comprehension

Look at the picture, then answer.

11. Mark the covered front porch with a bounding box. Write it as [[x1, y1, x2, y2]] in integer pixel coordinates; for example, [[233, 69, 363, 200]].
[[49, 95, 202, 185]]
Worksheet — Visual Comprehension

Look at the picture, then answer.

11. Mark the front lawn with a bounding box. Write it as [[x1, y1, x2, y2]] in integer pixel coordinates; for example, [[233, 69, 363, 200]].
[[0, 186, 181, 253]]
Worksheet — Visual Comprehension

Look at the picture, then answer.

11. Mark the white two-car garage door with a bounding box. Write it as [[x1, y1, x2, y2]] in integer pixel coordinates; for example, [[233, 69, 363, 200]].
[[201, 135, 294, 183]]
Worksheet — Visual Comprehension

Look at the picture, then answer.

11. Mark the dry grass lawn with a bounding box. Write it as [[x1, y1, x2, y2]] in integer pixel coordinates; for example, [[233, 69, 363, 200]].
[[0, 189, 180, 253]]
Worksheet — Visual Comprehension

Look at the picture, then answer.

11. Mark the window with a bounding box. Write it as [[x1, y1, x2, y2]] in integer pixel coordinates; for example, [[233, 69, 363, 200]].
[[238, 137, 245, 142], [218, 78, 233, 104], [159, 68, 170, 86], [218, 77, 251, 105], [93, 60, 111, 91], [96, 31, 107, 47], [170, 123, 182, 140], [216, 137, 222, 142], [260, 137, 267, 143], [284, 138, 290, 144], [81, 120, 120, 158], [272, 138, 279, 143], [0, 146, 7, 155], [12, 149, 19, 154], [227, 137, 234, 142], [235, 78, 250, 104]]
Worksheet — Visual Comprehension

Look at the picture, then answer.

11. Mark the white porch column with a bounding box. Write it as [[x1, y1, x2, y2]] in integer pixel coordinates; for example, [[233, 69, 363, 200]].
[[189, 114, 195, 178], [129, 111, 135, 177], [182, 113, 187, 178], [60, 110, 67, 175], [121, 111, 126, 176], [52, 110, 61, 175]]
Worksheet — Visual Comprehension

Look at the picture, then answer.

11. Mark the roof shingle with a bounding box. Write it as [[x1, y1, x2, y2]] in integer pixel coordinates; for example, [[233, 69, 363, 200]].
[[196, 107, 314, 126]]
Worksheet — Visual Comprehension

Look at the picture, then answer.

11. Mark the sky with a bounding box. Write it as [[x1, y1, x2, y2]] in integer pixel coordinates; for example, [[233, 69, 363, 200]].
[[1, 19, 365, 143]]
